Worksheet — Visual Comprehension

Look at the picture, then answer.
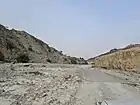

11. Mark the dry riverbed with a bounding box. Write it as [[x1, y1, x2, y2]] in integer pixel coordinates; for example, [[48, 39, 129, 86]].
[[0, 63, 82, 105], [1, 63, 140, 105]]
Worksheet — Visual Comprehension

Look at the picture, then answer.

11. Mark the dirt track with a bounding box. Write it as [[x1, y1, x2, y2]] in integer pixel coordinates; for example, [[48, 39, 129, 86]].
[[75, 66, 140, 105]]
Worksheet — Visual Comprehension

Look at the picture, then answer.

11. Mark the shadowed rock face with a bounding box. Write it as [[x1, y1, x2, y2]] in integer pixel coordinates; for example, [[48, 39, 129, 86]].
[[0, 24, 87, 64]]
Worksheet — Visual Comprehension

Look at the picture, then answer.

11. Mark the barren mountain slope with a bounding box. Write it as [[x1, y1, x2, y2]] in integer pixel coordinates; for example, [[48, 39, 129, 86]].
[[0, 24, 87, 64], [88, 44, 140, 71]]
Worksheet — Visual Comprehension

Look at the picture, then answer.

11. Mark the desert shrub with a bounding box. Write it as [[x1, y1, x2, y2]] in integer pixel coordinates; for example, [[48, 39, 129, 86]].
[[0, 51, 4, 61], [70, 58, 77, 64], [59, 51, 63, 55], [64, 58, 68, 61], [28, 45, 33, 51], [16, 53, 29, 63], [47, 58, 52, 63], [48, 48, 51, 52], [6, 41, 15, 49]]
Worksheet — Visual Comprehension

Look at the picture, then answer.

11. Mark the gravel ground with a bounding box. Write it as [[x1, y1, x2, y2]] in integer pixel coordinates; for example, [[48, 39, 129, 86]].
[[0, 63, 82, 105]]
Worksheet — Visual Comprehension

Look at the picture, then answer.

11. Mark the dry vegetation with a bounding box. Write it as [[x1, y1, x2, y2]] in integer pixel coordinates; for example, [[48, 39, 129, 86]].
[[92, 47, 140, 71]]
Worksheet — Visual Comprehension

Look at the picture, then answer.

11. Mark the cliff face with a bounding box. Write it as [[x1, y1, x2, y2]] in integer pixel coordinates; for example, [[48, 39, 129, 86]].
[[0, 24, 87, 64]]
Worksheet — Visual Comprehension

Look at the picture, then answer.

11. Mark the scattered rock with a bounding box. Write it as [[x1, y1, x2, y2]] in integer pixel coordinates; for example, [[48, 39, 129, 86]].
[[0, 63, 81, 105]]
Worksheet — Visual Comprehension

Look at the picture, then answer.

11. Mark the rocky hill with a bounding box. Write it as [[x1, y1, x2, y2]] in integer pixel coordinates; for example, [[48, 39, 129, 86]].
[[88, 44, 140, 71], [0, 24, 87, 64], [87, 48, 119, 62]]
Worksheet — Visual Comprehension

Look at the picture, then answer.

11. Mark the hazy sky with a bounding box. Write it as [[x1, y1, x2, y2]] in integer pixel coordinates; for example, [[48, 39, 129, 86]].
[[0, 0, 140, 59]]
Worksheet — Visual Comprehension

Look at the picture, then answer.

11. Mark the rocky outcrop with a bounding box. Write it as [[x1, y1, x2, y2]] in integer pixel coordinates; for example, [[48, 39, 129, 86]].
[[0, 24, 87, 64]]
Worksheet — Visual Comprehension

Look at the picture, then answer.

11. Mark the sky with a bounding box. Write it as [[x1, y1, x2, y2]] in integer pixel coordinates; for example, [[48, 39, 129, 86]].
[[0, 0, 140, 59]]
